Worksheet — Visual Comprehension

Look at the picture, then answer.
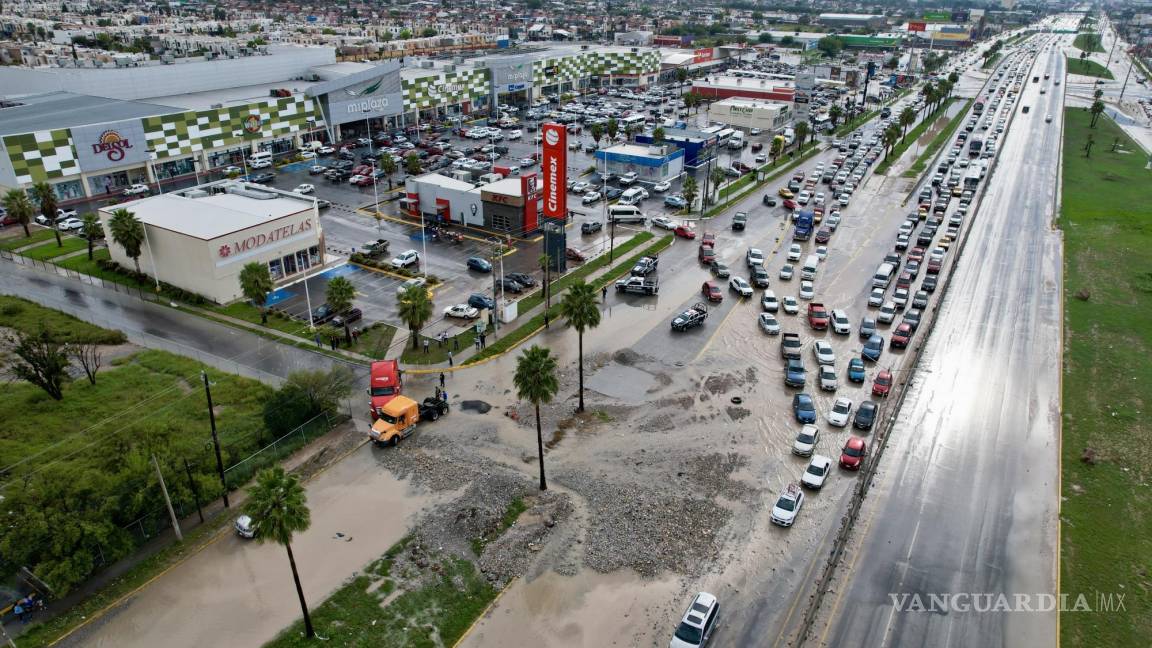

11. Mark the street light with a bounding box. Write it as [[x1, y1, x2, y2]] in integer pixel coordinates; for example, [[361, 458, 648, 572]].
[[363, 108, 381, 219]]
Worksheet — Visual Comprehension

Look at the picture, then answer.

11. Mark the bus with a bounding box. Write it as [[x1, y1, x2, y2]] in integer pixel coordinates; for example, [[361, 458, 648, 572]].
[[620, 114, 647, 128], [715, 128, 736, 146]]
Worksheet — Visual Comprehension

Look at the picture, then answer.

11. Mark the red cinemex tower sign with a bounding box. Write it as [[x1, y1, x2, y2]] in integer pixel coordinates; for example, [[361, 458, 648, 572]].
[[541, 122, 567, 220]]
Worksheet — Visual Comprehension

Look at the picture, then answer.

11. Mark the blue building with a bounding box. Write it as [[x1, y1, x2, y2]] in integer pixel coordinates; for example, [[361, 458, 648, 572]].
[[634, 129, 718, 171], [594, 144, 685, 183]]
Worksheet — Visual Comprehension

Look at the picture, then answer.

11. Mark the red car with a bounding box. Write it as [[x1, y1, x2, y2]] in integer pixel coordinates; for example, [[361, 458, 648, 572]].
[[815, 228, 832, 243], [890, 323, 914, 348], [700, 232, 716, 249], [926, 258, 943, 274], [566, 247, 586, 262], [698, 245, 716, 264], [840, 437, 867, 470], [807, 303, 829, 329], [783, 199, 797, 211], [674, 225, 696, 240], [896, 272, 914, 291], [908, 247, 925, 262], [702, 281, 723, 302], [871, 369, 893, 397], [352, 175, 374, 186]]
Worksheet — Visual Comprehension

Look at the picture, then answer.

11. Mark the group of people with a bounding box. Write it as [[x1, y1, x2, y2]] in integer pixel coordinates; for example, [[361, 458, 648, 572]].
[[10, 593, 44, 623]]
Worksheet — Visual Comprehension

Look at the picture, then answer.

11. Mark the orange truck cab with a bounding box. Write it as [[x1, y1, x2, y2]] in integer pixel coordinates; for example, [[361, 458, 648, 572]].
[[368, 360, 402, 420], [369, 395, 449, 446]]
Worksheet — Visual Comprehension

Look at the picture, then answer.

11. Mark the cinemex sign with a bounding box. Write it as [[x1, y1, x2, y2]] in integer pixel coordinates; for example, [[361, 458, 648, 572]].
[[217, 218, 314, 260], [541, 123, 567, 219]]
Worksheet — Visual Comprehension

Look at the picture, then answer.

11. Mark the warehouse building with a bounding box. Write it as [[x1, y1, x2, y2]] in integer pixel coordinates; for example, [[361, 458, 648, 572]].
[[99, 181, 325, 304], [709, 98, 793, 133]]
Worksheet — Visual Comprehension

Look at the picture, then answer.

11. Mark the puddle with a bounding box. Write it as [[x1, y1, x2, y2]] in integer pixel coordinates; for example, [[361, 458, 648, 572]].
[[461, 400, 493, 413], [585, 362, 657, 405]]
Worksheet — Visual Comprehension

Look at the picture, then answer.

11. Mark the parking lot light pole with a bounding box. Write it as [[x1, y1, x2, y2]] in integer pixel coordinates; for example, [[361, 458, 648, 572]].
[[363, 108, 381, 217]]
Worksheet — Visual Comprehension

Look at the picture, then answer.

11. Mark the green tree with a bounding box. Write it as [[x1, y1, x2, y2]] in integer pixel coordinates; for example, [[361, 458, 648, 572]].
[[397, 29, 412, 40], [404, 152, 422, 175], [559, 281, 600, 412], [6, 330, 71, 400], [770, 135, 785, 164], [380, 153, 397, 188], [31, 182, 63, 247], [948, 71, 959, 85], [107, 208, 145, 273], [828, 104, 844, 126], [239, 262, 274, 323], [243, 467, 315, 639], [325, 276, 356, 315], [513, 345, 559, 491], [652, 126, 666, 144], [709, 165, 726, 203], [421, 27, 438, 37], [758, 32, 773, 44], [899, 106, 917, 139], [793, 121, 809, 152], [1089, 100, 1105, 127], [817, 35, 844, 58], [590, 123, 604, 145], [681, 176, 698, 212], [1093, 88, 1103, 100], [780, 35, 795, 47], [675, 67, 689, 93], [882, 124, 900, 157], [398, 283, 433, 349], [606, 118, 619, 141], [2, 189, 35, 238], [80, 212, 103, 260]]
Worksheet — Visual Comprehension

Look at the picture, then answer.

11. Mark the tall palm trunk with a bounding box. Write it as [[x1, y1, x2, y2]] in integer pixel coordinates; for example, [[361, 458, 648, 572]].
[[52, 225, 62, 247], [285, 542, 314, 638], [576, 330, 585, 412], [132, 255, 141, 274], [535, 402, 547, 490], [87, 237, 94, 260], [22, 223, 31, 238]]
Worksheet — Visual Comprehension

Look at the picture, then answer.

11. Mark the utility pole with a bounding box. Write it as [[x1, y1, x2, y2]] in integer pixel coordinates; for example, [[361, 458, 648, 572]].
[[608, 219, 616, 262], [1117, 52, 1135, 103], [152, 454, 182, 542], [202, 370, 229, 508]]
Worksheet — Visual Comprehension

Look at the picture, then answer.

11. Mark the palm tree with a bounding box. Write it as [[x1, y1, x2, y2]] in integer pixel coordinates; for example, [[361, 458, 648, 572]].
[[1093, 88, 1103, 101], [239, 262, 274, 323], [590, 123, 604, 145], [828, 104, 844, 126], [882, 124, 900, 158], [107, 208, 145, 273], [513, 345, 559, 491], [243, 467, 315, 639], [2, 189, 35, 238], [398, 282, 433, 349], [675, 67, 689, 95], [652, 126, 666, 145], [920, 83, 935, 115], [606, 118, 619, 141], [325, 276, 356, 315], [79, 212, 103, 260], [380, 154, 397, 189], [31, 182, 62, 247], [948, 71, 959, 85], [899, 106, 916, 139], [709, 165, 726, 205], [681, 176, 698, 213], [559, 281, 600, 412], [769, 136, 785, 165], [793, 121, 809, 152], [404, 152, 422, 175], [1090, 100, 1105, 127]]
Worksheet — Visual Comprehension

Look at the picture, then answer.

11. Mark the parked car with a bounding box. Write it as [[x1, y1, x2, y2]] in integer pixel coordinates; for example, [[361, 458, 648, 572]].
[[466, 256, 493, 272], [444, 304, 481, 320], [840, 437, 867, 470]]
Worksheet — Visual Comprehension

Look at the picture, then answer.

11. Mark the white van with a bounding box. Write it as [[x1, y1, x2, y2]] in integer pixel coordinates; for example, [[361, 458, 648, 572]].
[[477, 172, 504, 185], [873, 262, 896, 288], [801, 254, 820, 280], [607, 204, 646, 225], [728, 131, 746, 150], [248, 151, 273, 168], [619, 187, 646, 206]]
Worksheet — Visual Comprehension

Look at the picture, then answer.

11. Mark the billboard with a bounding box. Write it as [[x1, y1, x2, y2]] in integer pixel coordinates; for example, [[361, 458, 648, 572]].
[[308, 62, 405, 125], [492, 56, 534, 92], [933, 30, 971, 42], [922, 11, 951, 23], [693, 48, 715, 64], [908, 21, 927, 33], [541, 123, 567, 220], [71, 119, 151, 173]]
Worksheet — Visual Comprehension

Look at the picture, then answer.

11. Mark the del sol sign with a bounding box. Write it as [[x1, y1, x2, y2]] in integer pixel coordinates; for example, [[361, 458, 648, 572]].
[[217, 218, 314, 259]]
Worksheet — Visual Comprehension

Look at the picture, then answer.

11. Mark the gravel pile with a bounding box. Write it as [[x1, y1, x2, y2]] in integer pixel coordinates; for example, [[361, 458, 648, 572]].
[[678, 452, 757, 503], [476, 491, 572, 586], [558, 469, 730, 577]]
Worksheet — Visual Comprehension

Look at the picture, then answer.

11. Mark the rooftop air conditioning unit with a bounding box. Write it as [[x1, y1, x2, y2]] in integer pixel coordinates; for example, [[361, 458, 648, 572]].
[[443, 64, 455, 72], [420, 59, 434, 68], [211, 103, 224, 108]]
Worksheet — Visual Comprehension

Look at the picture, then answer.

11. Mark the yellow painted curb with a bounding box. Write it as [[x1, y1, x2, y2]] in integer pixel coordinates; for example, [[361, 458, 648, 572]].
[[48, 437, 371, 647], [451, 576, 518, 648]]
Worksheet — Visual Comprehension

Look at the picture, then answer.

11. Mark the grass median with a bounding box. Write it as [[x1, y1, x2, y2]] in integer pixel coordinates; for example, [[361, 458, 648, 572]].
[[1072, 32, 1104, 53], [901, 99, 972, 178], [1058, 108, 1152, 648], [466, 234, 673, 365], [875, 98, 962, 176], [14, 236, 88, 260], [705, 143, 822, 218], [517, 231, 654, 313], [1065, 57, 1114, 79], [0, 228, 58, 251]]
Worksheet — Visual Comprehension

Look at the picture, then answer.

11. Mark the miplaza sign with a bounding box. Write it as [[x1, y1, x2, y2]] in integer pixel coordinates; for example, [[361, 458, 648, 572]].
[[346, 97, 390, 114], [217, 218, 315, 259]]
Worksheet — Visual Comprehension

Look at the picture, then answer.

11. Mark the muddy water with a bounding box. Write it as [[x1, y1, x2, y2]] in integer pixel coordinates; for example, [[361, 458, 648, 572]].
[[460, 570, 683, 648], [67, 448, 442, 648]]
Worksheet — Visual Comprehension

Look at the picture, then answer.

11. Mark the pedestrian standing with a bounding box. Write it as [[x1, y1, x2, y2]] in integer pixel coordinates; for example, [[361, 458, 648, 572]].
[[423, 338, 430, 354], [14, 603, 24, 623], [447, 350, 454, 367], [330, 337, 337, 350], [601, 285, 608, 302], [474, 336, 482, 351], [439, 372, 446, 388], [453, 336, 460, 352], [314, 332, 322, 347]]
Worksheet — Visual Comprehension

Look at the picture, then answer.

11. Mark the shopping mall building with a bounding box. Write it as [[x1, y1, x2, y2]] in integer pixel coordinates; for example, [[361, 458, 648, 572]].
[[0, 43, 666, 205]]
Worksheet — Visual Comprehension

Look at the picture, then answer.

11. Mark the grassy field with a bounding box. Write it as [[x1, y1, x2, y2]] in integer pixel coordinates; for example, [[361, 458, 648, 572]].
[[875, 98, 961, 176], [349, 321, 399, 358], [0, 228, 57, 251], [902, 100, 973, 178], [1059, 108, 1152, 648], [19, 236, 89, 260], [1073, 32, 1104, 53], [264, 538, 497, 648], [1065, 57, 1114, 79], [214, 300, 312, 338], [0, 294, 126, 344], [982, 53, 1002, 70]]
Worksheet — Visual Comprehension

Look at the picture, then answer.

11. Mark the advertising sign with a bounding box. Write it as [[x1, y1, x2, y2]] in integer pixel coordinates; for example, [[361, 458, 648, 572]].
[[908, 21, 927, 33], [693, 48, 715, 64], [541, 123, 567, 220], [492, 57, 534, 90], [71, 119, 151, 173], [922, 11, 951, 23], [308, 62, 405, 125]]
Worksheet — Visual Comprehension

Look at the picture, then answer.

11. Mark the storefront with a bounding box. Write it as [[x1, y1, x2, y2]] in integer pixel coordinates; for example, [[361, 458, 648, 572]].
[[99, 180, 324, 304], [208, 146, 252, 170], [480, 175, 541, 236], [308, 62, 406, 145]]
